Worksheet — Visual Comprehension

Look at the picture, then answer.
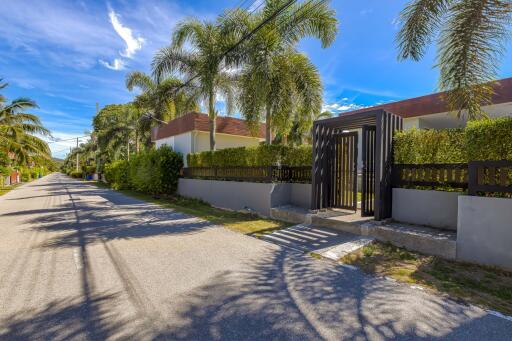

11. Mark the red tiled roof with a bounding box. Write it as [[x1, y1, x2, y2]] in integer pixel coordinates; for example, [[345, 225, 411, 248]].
[[151, 112, 266, 141], [341, 77, 512, 118]]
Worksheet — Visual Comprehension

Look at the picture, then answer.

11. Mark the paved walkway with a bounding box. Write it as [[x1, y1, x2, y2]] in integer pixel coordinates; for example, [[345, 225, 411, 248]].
[[0, 173, 511, 340]]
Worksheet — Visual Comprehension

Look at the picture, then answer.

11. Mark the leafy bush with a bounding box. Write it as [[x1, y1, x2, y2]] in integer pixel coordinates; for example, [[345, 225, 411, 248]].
[[394, 128, 466, 164], [70, 170, 83, 179], [105, 146, 183, 195], [465, 117, 512, 161], [84, 165, 96, 175], [394, 117, 512, 164], [187, 144, 312, 167], [104, 160, 129, 189]]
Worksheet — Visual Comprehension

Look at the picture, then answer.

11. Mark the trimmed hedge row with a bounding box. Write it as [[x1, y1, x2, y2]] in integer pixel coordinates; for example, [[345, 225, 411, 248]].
[[104, 146, 183, 194], [394, 117, 512, 164], [187, 144, 312, 167]]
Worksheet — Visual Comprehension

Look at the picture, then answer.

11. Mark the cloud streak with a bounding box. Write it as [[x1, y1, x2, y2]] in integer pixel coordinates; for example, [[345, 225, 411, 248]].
[[100, 9, 145, 71], [108, 10, 145, 58]]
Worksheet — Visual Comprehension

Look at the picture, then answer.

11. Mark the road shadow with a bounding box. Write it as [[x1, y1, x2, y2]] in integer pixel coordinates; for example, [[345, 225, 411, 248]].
[[149, 247, 511, 340]]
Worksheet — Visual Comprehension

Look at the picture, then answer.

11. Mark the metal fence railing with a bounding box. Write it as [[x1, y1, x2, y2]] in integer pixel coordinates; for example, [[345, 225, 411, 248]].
[[392, 163, 468, 190], [182, 165, 311, 183], [468, 160, 512, 196]]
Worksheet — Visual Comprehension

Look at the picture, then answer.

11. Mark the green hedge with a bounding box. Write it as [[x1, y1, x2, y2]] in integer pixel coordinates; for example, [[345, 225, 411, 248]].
[[465, 117, 512, 161], [104, 146, 183, 194], [70, 170, 83, 179], [104, 160, 129, 189], [394, 128, 466, 164], [187, 144, 312, 167], [394, 117, 512, 164]]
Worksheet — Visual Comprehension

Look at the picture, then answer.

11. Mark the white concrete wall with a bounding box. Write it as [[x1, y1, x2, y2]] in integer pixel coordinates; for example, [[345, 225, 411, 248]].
[[457, 195, 512, 271], [290, 183, 311, 209], [392, 188, 461, 230], [178, 179, 311, 217]]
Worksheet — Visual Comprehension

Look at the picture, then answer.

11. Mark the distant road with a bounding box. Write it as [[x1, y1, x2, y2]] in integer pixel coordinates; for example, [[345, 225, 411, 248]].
[[0, 173, 510, 340]]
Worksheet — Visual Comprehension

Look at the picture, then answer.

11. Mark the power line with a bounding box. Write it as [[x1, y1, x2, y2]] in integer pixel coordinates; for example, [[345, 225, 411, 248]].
[[45, 134, 90, 144], [166, 0, 298, 97]]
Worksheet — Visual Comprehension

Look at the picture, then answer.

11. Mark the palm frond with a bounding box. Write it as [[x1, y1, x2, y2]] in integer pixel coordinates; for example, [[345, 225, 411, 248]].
[[397, 0, 451, 60], [438, 0, 512, 118], [126, 71, 155, 92]]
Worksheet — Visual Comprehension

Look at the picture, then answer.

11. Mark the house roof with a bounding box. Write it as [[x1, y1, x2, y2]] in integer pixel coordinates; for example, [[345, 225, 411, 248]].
[[151, 112, 266, 141], [341, 77, 512, 118]]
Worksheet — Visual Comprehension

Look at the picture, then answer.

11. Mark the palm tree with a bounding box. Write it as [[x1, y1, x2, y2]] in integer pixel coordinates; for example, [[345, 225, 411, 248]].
[[126, 71, 199, 122], [241, 50, 323, 143], [223, 0, 337, 143], [152, 19, 237, 150], [0, 82, 51, 166], [396, 0, 512, 119], [96, 104, 142, 161]]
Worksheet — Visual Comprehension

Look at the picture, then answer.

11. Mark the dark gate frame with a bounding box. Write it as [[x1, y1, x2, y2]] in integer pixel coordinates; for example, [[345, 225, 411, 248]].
[[311, 109, 403, 220]]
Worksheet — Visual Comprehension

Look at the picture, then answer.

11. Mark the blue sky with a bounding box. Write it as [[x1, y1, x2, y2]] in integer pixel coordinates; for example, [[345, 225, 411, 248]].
[[1, 0, 512, 158]]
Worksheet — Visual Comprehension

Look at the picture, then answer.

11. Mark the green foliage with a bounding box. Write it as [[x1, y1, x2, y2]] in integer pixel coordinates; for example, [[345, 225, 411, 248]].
[[187, 144, 312, 167], [105, 146, 183, 194], [394, 127, 466, 164], [396, 0, 511, 120], [465, 117, 512, 161], [70, 170, 83, 179], [104, 160, 129, 190], [394, 117, 512, 164]]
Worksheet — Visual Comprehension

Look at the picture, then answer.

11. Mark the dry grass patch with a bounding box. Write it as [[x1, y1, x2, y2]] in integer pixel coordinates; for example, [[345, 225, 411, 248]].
[[342, 242, 512, 315]]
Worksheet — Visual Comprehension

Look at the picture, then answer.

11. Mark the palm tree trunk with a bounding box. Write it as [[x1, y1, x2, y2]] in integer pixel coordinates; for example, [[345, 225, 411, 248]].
[[135, 130, 140, 153], [127, 138, 130, 161], [265, 104, 272, 144], [208, 90, 216, 151]]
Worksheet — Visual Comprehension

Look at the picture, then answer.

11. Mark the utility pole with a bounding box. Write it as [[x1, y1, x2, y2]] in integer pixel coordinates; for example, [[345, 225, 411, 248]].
[[95, 102, 100, 175], [76, 137, 79, 172]]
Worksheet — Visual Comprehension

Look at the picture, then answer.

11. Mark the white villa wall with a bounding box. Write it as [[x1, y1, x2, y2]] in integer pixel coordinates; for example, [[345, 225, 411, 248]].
[[194, 131, 262, 151], [155, 130, 263, 166]]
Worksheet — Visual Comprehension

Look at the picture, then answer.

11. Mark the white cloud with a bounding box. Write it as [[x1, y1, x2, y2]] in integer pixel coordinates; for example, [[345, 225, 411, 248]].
[[99, 58, 125, 70], [322, 99, 367, 114], [108, 9, 145, 58], [99, 9, 145, 71]]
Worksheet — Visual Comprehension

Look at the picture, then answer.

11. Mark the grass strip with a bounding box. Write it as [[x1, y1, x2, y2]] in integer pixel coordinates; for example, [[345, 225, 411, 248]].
[[91, 181, 290, 235], [341, 242, 512, 315]]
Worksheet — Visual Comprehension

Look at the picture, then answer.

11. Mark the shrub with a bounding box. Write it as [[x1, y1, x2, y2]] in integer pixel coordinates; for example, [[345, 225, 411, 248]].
[[105, 146, 183, 195], [394, 128, 466, 164], [187, 144, 312, 167], [394, 117, 512, 164], [70, 170, 83, 179], [104, 160, 129, 189], [466, 117, 512, 161], [84, 165, 96, 175]]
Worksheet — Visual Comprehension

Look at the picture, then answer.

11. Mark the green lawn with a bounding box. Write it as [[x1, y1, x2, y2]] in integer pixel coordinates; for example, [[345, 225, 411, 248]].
[[341, 242, 512, 315], [92, 181, 290, 235]]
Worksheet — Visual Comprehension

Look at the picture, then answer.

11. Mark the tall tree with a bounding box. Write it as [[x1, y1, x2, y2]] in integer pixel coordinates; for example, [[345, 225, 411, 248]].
[[223, 0, 337, 143], [126, 71, 200, 122], [396, 0, 512, 119], [0, 80, 51, 166], [152, 19, 237, 150], [93, 104, 145, 162]]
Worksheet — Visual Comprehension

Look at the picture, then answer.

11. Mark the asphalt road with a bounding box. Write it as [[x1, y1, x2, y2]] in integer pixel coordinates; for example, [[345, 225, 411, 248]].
[[0, 173, 511, 340]]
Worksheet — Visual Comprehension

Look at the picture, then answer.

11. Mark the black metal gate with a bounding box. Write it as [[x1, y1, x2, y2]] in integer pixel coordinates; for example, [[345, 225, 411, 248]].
[[361, 126, 376, 216], [332, 131, 358, 210]]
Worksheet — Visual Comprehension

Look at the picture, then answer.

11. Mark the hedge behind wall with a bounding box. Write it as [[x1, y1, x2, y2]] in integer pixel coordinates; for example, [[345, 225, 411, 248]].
[[394, 117, 512, 164], [187, 144, 312, 167]]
